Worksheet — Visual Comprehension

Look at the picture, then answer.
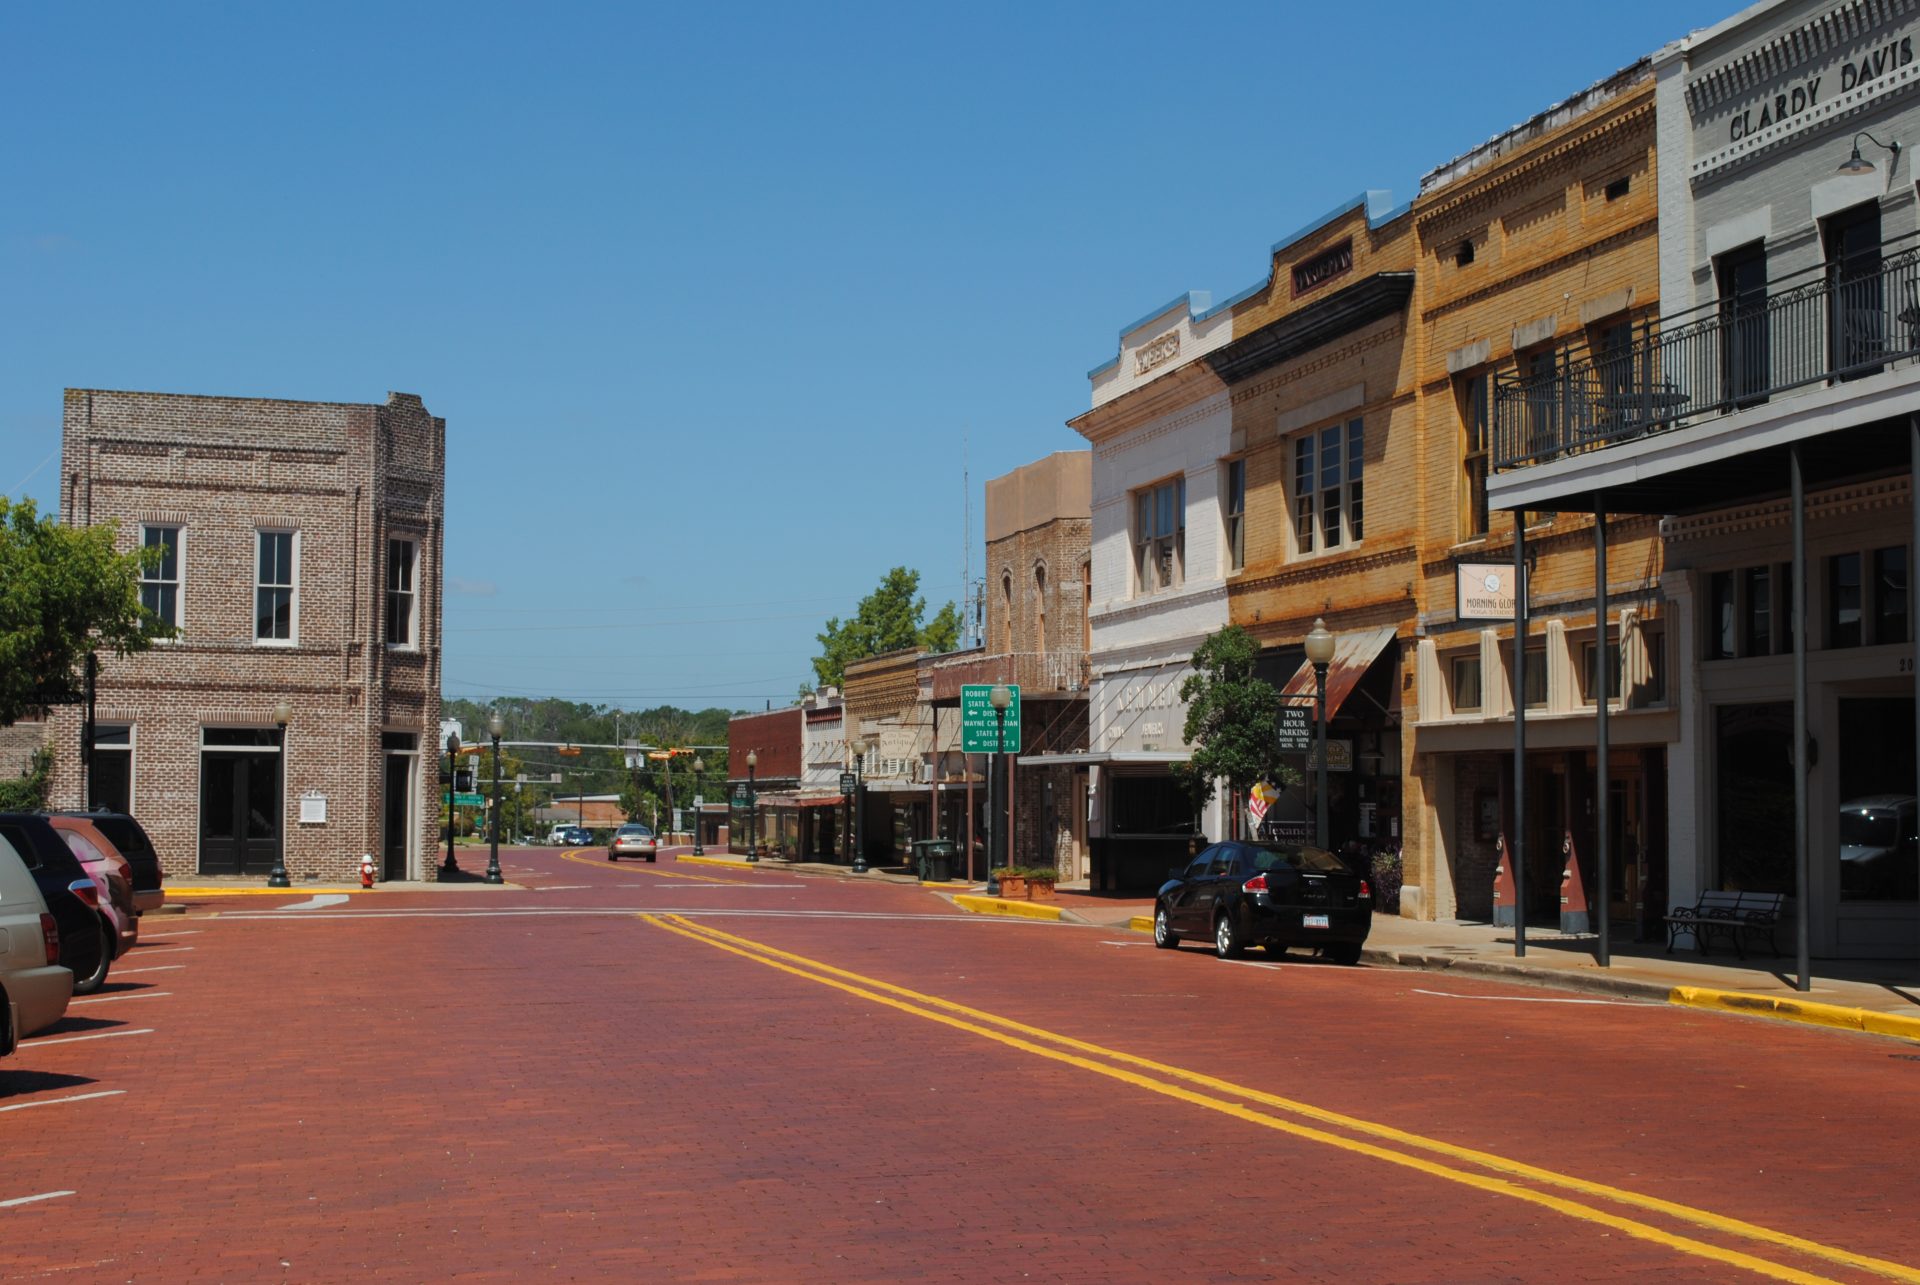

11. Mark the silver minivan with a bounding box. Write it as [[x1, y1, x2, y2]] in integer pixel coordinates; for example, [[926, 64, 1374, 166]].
[[0, 832, 73, 1049]]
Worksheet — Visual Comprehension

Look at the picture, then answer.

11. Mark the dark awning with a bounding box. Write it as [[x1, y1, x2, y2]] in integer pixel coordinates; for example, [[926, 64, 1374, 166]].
[[1204, 273, 1414, 386], [1275, 625, 1397, 720]]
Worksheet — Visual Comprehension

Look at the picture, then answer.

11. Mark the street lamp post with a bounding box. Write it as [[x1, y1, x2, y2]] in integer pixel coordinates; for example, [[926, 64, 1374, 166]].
[[745, 750, 759, 861], [691, 756, 706, 855], [663, 751, 676, 848], [267, 700, 293, 887], [988, 683, 1011, 896], [1304, 617, 1336, 851], [851, 736, 869, 874], [485, 711, 504, 885], [441, 730, 462, 880]]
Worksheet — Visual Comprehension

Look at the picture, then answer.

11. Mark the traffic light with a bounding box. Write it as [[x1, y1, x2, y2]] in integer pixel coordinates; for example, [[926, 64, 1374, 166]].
[[454, 769, 475, 793]]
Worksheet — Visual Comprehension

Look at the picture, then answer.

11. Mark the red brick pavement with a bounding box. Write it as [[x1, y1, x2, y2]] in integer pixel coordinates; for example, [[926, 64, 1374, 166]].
[[0, 847, 1911, 1281]]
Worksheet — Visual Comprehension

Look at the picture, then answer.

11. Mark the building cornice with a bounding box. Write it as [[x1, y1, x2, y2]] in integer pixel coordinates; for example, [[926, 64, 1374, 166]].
[[1414, 94, 1656, 228], [1070, 358, 1227, 443], [1205, 274, 1415, 387]]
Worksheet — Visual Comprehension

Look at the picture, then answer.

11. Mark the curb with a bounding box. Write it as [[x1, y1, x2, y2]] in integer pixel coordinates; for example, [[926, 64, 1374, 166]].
[[952, 894, 1064, 922], [1670, 985, 1920, 1043], [673, 855, 750, 870]]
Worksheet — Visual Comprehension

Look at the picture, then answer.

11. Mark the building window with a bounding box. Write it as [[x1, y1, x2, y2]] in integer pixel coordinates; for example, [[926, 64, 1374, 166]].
[[999, 574, 1013, 652], [386, 538, 417, 648], [1829, 552, 1863, 649], [1033, 564, 1047, 655], [1874, 545, 1909, 645], [1080, 561, 1091, 653], [1716, 241, 1770, 407], [255, 530, 297, 643], [1643, 629, 1667, 704], [89, 724, 133, 814], [1708, 570, 1736, 660], [1604, 176, 1630, 202], [1582, 637, 1622, 704], [1291, 418, 1364, 555], [1224, 459, 1246, 572], [1458, 374, 1489, 538], [1743, 565, 1772, 657], [1506, 645, 1547, 708], [1455, 239, 1475, 267], [139, 526, 181, 630], [1450, 653, 1482, 713], [1133, 476, 1185, 593]]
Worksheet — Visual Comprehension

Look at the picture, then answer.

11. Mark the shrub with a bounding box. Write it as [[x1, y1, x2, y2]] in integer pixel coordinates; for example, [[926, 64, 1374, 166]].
[[1370, 847, 1403, 914], [1025, 866, 1058, 882], [0, 747, 52, 812]]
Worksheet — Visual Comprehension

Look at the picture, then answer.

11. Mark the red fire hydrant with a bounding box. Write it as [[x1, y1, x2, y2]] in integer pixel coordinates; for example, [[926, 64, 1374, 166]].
[[360, 854, 375, 889]]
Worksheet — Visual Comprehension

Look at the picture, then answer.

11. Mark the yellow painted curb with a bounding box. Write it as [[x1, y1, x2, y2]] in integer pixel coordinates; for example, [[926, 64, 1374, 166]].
[[673, 855, 751, 870], [1127, 915, 1154, 934], [1669, 985, 1920, 1043], [167, 887, 371, 897], [952, 894, 1063, 922]]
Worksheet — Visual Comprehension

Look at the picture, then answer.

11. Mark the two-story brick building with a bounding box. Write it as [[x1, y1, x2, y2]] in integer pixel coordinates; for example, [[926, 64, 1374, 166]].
[[47, 388, 445, 882]]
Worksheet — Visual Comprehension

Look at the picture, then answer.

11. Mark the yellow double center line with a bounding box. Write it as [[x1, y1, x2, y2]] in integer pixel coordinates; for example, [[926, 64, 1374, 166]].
[[560, 851, 755, 884], [644, 912, 1917, 1285]]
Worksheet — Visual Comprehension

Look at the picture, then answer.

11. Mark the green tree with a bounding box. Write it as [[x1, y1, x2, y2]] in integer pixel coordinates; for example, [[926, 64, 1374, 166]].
[[1174, 625, 1297, 832], [0, 498, 170, 726], [809, 567, 959, 689]]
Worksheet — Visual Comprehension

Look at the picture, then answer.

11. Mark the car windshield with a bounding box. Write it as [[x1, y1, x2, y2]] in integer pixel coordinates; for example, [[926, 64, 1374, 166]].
[[1841, 810, 1901, 848], [619, 826, 651, 837], [1248, 844, 1349, 874]]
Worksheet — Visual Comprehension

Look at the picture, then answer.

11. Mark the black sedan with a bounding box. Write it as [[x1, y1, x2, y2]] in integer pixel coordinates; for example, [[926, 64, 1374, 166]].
[[1153, 840, 1372, 964]]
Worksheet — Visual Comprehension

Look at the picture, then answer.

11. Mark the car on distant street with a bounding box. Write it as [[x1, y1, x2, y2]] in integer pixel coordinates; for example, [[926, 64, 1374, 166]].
[[1153, 840, 1373, 964], [608, 824, 657, 862], [0, 814, 110, 994], [0, 832, 71, 1048], [559, 826, 594, 846]]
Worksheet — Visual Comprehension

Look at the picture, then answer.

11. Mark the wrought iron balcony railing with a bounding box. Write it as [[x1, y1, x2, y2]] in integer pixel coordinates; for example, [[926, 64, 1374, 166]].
[[1492, 235, 1920, 471]]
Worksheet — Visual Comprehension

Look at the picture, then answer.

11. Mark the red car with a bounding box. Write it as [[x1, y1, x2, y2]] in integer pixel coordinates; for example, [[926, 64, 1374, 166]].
[[47, 816, 139, 964]]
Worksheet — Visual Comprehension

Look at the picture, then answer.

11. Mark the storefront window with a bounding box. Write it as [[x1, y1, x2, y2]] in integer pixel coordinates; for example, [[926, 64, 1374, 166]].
[[1715, 703, 1794, 893], [1873, 546, 1909, 645], [1709, 571, 1735, 659], [1837, 697, 1918, 902], [1111, 775, 1195, 835], [1743, 566, 1772, 656], [1829, 553, 1863, 648], [1450, 654, 1482, 713]]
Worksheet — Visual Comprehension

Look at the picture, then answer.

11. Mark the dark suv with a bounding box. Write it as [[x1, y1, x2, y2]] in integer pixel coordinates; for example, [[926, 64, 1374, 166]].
[[51, 811, 164, 913], [0, 814, 110, 993]]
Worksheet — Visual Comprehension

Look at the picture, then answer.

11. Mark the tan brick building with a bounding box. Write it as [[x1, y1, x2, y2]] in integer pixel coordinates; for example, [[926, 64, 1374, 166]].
[[46, 388, 446, 882], [1406, 61, 1672, 927]]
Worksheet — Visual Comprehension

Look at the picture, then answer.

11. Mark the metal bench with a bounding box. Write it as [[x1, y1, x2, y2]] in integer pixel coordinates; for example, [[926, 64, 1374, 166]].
[[1663, 890, 1786, 959]]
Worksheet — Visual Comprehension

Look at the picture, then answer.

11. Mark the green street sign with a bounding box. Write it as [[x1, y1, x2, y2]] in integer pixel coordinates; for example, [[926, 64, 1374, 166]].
[[453, 792, 486, 807], [960, 683, 1021, 754]]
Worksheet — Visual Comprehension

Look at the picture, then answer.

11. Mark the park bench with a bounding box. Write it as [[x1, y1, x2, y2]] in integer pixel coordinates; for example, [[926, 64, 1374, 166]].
[[1663, 890, 1786, 959]]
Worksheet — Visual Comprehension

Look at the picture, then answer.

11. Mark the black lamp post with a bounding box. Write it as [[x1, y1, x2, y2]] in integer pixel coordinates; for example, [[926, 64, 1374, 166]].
[[851, 736, 870, 874], [267, 700, 293, 888], [1304, 617, 1336, 850], [691, 756, 706, 855], [988, 683, 1012, 895], [485, 711, 504, 885], [745, 750, 759, 861], [440, 730, 461, 881]]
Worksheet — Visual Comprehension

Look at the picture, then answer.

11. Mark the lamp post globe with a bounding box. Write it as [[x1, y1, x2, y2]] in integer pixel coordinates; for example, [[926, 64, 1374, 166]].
[[691, 756, 706, 855], [745, 750, 759, 861], [485, 711, 505, 885], [441, 730, 462, 881], [1304, 617, 1335, 850], [267, 701, 294, 887]]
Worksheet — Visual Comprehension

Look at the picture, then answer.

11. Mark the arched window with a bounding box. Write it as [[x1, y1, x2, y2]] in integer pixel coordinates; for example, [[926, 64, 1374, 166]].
[[1034, 564, 1048, 655], [999, 574, 1014, 654], [1081, 561, 1092, 653]]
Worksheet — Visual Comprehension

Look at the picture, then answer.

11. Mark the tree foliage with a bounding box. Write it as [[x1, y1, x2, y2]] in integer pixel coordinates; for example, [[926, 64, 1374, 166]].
[[1174, 625, 1297, 821], [0, 498, 170, 727], [809, 567, 959, 689]]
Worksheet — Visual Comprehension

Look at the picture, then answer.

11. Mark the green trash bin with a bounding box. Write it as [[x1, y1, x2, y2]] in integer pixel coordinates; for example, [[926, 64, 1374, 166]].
[[911, 839, 932, 881], [924, 839, 955, 883]]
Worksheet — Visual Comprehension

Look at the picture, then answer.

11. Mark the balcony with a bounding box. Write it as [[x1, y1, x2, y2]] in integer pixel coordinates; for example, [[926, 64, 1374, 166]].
[[1493, 236, 1920, 474], [926, 649, 1091, 703]]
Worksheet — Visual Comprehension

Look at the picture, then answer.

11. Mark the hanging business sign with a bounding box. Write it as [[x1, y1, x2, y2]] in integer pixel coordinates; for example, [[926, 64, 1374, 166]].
[[1456, 562, 1516, 621], [1276, 703, 1313, 753]]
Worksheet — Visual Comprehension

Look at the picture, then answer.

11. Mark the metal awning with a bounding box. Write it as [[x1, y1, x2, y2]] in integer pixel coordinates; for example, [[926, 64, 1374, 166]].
[[1015, 751, 1189, 767], [1276, 624, 1397, 720], [862, 781, 931, 794]]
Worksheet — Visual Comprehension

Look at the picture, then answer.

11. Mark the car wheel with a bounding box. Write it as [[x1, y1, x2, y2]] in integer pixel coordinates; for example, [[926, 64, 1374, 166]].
[[1153, 907, 1179, 949], [71, 917, 112, 996], [1213, 911, 1245, 960], [647, 855, 656, 863], [1326, 941, 1363, 966]]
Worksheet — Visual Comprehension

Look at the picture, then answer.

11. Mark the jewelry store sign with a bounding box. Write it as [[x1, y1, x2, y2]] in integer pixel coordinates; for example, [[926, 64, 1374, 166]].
[[1456, 562, 1515, 621]]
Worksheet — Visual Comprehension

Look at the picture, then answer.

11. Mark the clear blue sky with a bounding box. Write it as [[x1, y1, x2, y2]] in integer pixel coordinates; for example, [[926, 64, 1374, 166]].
[[2, 1, 1730, 713]]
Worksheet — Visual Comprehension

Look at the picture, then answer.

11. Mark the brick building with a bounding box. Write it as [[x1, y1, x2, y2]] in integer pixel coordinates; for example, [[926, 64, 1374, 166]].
[[46, 388, 445, 882]]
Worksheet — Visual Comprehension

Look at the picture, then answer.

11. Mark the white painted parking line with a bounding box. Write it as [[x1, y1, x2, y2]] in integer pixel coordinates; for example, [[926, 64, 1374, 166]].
[[1100, 940, 1152, 947], [112, 965, 185, 975], [26, 1029, 155, 1047], [148, 930, 202, 936], [533, 885, 592, 891], [277, 894, 350, 911], [69, 992, 171, 1006], [0, 1090, 127, 1113], [131, 947, 194, 954], [0, 1191, 74, 1209], [1410, 987, 1654, 1006]]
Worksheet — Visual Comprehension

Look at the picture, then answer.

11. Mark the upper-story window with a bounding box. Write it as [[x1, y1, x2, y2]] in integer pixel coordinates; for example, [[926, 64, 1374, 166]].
[[999, 574, 1013, 652], [1134, 476, 1185, 593], [1033, 564, 1048, 654], [1223, 459, 1246, 572], [1457, 374, 1489, 540], [139, 525, 181, 630], [255, 530, 297, 644], [386, 538, 418, 648], [1291, 418, 1364, 555]]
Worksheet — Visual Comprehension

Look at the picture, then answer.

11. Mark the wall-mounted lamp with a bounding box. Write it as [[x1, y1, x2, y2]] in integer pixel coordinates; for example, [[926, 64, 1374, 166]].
[[1838, 131, 1900, 175]]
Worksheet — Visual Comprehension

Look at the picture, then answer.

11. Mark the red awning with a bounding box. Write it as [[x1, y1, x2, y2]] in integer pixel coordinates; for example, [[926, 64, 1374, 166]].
[[794, 795, 845, 808], [1276, 625, 1397, 720]]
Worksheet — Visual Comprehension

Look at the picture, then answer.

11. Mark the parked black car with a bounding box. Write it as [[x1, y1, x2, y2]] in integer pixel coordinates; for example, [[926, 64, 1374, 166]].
[[1154, 840, 1372, 964], [51, 810, 165, 913], [0, 814, 109, 992]]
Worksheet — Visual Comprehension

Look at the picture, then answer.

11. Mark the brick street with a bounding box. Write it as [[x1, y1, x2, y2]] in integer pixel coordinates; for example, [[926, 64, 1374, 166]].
[[2, 850, 1916, 1283]]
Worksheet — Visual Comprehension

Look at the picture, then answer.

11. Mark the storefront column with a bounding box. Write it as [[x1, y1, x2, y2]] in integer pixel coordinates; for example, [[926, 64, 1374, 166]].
[[1791, 445, 1811, 992], [1595, 495, 1611, 967], [1513, 517, 1529, 958], [1912, 417, 1919, 883]]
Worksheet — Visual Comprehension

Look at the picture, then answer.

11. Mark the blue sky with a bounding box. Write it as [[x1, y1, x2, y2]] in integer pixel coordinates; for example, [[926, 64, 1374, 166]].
[[2, 1, 1730, 712]]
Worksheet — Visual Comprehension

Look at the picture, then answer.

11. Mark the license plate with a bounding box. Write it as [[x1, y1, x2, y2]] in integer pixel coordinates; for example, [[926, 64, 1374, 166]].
[[1303, 913, 1330, 929]]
